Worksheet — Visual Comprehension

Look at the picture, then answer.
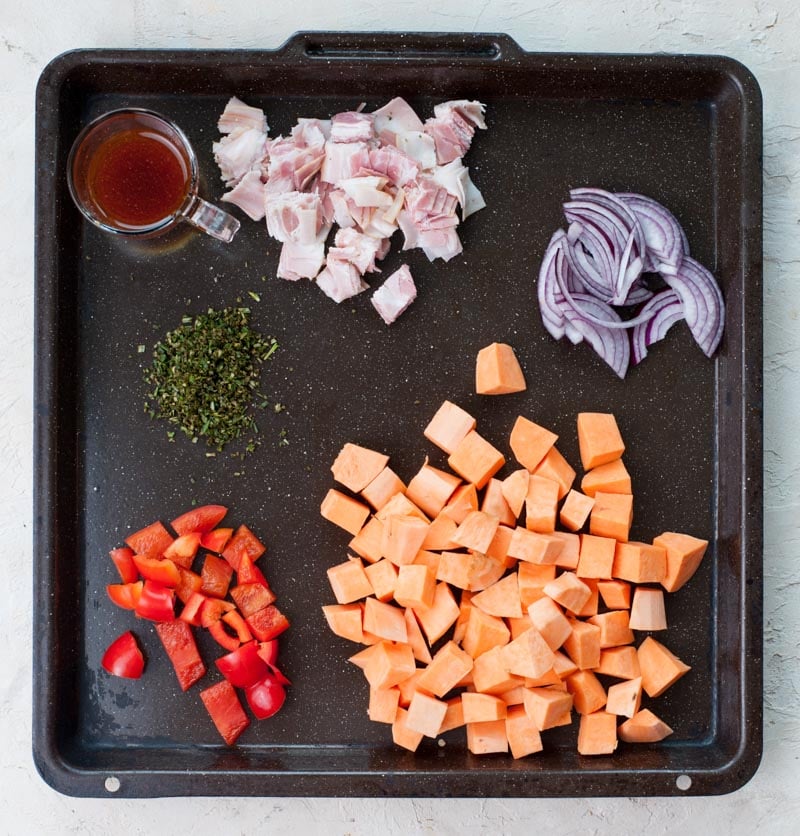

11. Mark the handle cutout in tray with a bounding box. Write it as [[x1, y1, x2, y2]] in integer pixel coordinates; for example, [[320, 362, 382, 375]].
[[303, 41, 502, 60]]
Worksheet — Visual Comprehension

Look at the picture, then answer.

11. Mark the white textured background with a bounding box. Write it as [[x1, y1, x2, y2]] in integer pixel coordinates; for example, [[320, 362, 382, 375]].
[[2, 1, 798, 833]]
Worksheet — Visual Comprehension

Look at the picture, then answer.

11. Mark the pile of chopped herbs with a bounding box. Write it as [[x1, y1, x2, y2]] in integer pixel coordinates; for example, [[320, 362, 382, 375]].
[[143, 307, 278, 452]]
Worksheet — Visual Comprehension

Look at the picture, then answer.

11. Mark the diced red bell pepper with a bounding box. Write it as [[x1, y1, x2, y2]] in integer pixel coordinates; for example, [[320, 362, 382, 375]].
[[163, 532, 201, 569], [257, 640, 279, 667], [171, 504, 228, 537], [154, 619, 206, 691], [180, 592, 208, 626], [135, 580, 175, 622], [200, 679, 250, 746], [236, 553, 270, 588], [245, 674, 286, 720], [200, 597, 235, 628], [175, 568, 204, 605], [267, 664, 292, 687], [201, 553, 234, 599], [229, 583, 276, 618], [132, 554, 181, 587], [222, 610, 253, 644], [109, 547, 139, 584], [125, 521, 174, 559], [245, 604, 290, 642], [222, 525, 266, 571], [201, 527, 234, 554], [208, 619, 241, 652], [102, 631, 145, 679], [107, 580, 143, 610], [215, 641, 269, 688]]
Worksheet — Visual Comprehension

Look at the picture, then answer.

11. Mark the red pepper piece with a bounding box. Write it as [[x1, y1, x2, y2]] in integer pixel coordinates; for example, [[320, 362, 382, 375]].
[[200, 553, 234, 599], [245, 605, 290, 642], [180, 592, 208, 627], [109, 547, 139, 584], [222, 525, 266, 571], [245, 674, 286, 720], [236, 553, 270, 588], [200, 679, 250, 745], [132, 554, 181, 587], [229, 583, 276, 618], [208, 620, 241, 652], [154, 619, 206, 691], [215, 641, 269, 688], [163, 532, 201, 569], [171, 504, 228, 537], [135, 580, 175, 622], [125, 521, 174, 559], [257, 640, 279, 667], [200, 597, 235, 628], [201, 527, 234, 554], [175, 568, 203, 605], [106, 580, 143, 611], [222, 610, 253, 644], [102, 631, 145, 679]]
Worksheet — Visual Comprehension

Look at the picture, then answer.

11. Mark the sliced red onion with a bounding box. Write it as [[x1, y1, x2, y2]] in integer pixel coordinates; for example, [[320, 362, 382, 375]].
[[570, 188, 646, 258], [631, 290, 685, 365], [537, 231, 569, 340], [663, 256, 725, 357], [618, 192, 685, 274], [564, 293, 630, 379]]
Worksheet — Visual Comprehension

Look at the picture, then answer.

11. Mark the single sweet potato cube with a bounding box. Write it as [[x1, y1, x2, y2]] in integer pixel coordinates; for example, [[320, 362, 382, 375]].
[[381, 514, 429, 566], [348, 642, 382, 669], [321, 489, 370, 536], [462, 607, 511, 658], [551, 531, 580, 570], [441, 483, 479, 524], [596, 646, 641, 680], [559, 489, 595, 532], [581, 458, 631, 497], [452, 510, 500, 554], [406, 460, 461, 518], [618, 708, 674, 742], [486, 525, 515, 565], [543, 572, 592, 613], [322, 603, 364, 643], [436, 552, 475, 591], [654, 531, 709, 592], [406, 691, 449, 738], [363, 597, 408, 644], [500, 627, 555, 679], [606, 676, 643, 718], [577, 711, 618, 755], [597, 579, 632, 610], [552, 650, 578, 679], [448, 431, 506, 490], [507, 616, 534, 640], [577, 534, 617, 579], [363, 641, 417, 690], [416, 640, 474, 698], [587, 609, 634, 647], [331, 443, 389, 493], [376, 492, 429, 523], [368, 686, 401, 723], [394, 563, 436, 610], [404, 607, 433, 665], [361, 466, 407, 511], [568, 578, 599, 617], [533, 447, 576, 500], [518, 562, 557, 608], [467, 719, 509, 755], [424, 400, 476, 454], [438, 696, 466, 733], [629, 587, 667, 631], [467, 551, 506, 592], [528, 597, 573, 650], [471, 573, 522, 619], [481, 478, 517, 526], [525, 475, 560, 534], [613, 541, 666, 583], [414, 548, 441, 572], [523, 687, 574, 731], [577, 413, 625, 470], [472, 645, 523, 694], [637, 637, 691, 697], [348, 516, 384, 563], [505, 704, 544, 759], [462, 692, 507, 723], [501, 468, 530, 518], [590, 492, 633, 543], [476, 342, 527, 395], [563, 619, 601, 670], [364, 558, 398, 602], [566, 670, 607, 714], [510, 416, 558, 472], [421, 513, 459, 551], [499, 684, 528, 706], [396, 669, 430, 708], [327, 557, 373, 604], [392, 707, 424, 752], [508, 527, 563, 564]]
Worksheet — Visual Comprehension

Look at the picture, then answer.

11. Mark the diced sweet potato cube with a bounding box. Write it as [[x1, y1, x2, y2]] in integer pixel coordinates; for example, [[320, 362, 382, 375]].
[[424, 400, 476, 454], [405, 460, 461, 518], [523, 687, 574, 731], [552, 649, 578, 679], [406, 690, 449, 737], [467, 719, 509, 755], [361, 466, 407, 511], [416, 640, 474, 697], [394, 564, 436, 610], [562, 619, 601, 670], [528, 597, 572, 650], [501, 468, 530, 518], [566, 670, 607, 714], [404, 607, 432, 664], [508, 527, 563, 565], [439, 696, 466, 733], [436, 552, 474, 590], [381, 514, 429, 566], [441, 483, 479, 524], [364, 558, 398, 602], [510, 416, 558, 472], [375, 492, 429, 524], [414, 549, 442, 573], [559, 489, 595, 532], [543, 571, 592, 613], [321, 489, 371, 536], [637, 637, 690, 697], [518, 562, 557, 608], [472, 645, 524, 694], [654, 531, 709, 592], [568, 578, 599, 618], [500, 627, 555, 679], [441, 550, 505, 593], [587, 609, 634, 647], [581, 458, 631, 497], [348, 642, 382, 669], [476, 342, 527, 395], [590, 492, 633, 543], [507, 616, 534, 640], [327, 557, 373, 604], [577, 413, 625, 470], [551, 531, 580, 570], [348, 515, 384, 564], [596, 646, 641, 680], [448, 431, 506, 490], [481, 478, 516, 526], [577, 711, 618, 755], [471, 573, 522, 619], [629, 587, 667, 631], [363, 597, 408, 643], [486, 524, 515, 565], [525, 475, 559, 533], [363, 641, 417, 690], [618, 708, 674, 742], [606, 676, 643, 718], [368, 686, 401, 723], [533, 447, 576, 501], [462, 692, 507, 723], [331, 443, 389, 493], [505, 704, 544, 759], [499, 684, 528, 706], [396, 669, 430, 708], [451, 510, 500, 554], [462, 606, 511, 658], [577, 534, 616, 579], [597, 579, 631, 610], [421, 513, 459, 551], [414, 582, 460, 645], [322, 603, 364, 643], [613, 541, 666, 583], [392, 707, 424, 752]]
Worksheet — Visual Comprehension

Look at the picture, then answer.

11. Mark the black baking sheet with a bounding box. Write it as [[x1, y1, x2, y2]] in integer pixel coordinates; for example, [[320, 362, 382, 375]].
[[33, 32, 762, 797]]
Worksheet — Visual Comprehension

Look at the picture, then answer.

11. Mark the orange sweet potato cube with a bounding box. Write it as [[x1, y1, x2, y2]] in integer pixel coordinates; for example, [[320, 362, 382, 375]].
[[405, 460, 461, 518], [502, 468, 530, 517], [406, 691, 449, 738], [486, 524, 515, 565], [629, 587, 667, 631], [424, 400, 477, 455], [637, 637, 690, 697], [331, 443, 389, 493], [528, 597, 573, 651], [590, 492, 633, 543], [566, 670, 607, 714], [581, 458, 631, 497], [577, 534, 616, 579], [618, 708, 674, 742], [375, 492, 429, 523], [552, 649, 578, 679], [481, 478, 516, 526], [448, 431, 506, 489], [421, 513, 459, 551], [510, 416, 558, 472], [467, 719, 509, 755], [551, 531, 580, 570], [596, 646, 641, 680], [381, 514, 429, 566], [363, 641, 417, 690], [533, 447, 576, 500], [653, 531, 709, 592], [462, 606, 510, 659], [361, 466, 407, 511], [523, 687, 574, 731], [568, 578, 599, 617], [321, 489, 371, 535], [587, 609, 634, 647], [525, 474, 560, 533], [577, 711, 618, 755], [442, 483, 479, 524], [518, 562, 557, 608], [322, 603, 364, 643], [596, 579, 631, 610], [368, 686, 400, 723], [348, 515, 385, 563], [475, 342, 527, 395], [472, 645, 523, 694], [327, 557, 373, 604], [438, 696, 466, 733], [416, 640, 474, 697], [613, 541, 666, 583], [462, 692, 507, 723], [404, 607, 432, 665], [577, 413, 625, 470], [505, 704, 544, 758], [471, 573, 522, 619], [499, 627, 556, 679], [543, 571, 592, 613], [508, 527, 563, 564], [394, 563, 436, 610], [559, 489, 595, 532], [364, 558, 398, 602], [605, 676, 643, 718], [392, 707, 424, 751], [363, 598, 408, 644], [452, 510, 500, 554], [562, 619, 601, 670]]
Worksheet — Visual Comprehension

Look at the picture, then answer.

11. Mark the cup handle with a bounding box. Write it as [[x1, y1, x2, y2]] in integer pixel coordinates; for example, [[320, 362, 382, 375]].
[[184, 195, 241, 243]]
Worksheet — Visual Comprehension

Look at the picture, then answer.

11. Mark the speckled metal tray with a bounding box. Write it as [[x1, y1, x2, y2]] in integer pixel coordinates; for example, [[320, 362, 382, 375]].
[[33, 32, 762, 798]]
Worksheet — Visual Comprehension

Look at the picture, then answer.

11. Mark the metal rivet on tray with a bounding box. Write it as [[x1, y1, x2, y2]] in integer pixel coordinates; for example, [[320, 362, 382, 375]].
[[105, 776, 121, 793], [676, 774, 692, 791]]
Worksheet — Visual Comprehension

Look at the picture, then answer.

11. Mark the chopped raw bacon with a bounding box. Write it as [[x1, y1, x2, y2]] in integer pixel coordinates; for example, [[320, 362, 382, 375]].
[[218, 96, 268, 135], [278, 239, 326, 281], [328, 228, 384, 274], [371, 264, 417, 325], [331, 111, 375, 144], [372, 97, 425, 135], [222, 170, 267, 222], [316, 256, 369, 303], [265, 191, 326, 245], [213, 127, 269, 186]]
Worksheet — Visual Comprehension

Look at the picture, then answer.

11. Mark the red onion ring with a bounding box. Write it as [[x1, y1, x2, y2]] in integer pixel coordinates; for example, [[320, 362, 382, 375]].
[[631, 290, 685, 365]]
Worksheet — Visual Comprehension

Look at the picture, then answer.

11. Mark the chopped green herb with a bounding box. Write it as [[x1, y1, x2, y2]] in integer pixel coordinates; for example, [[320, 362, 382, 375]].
[[248, 291, 261, 302], [137, 344, 146, 354]]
